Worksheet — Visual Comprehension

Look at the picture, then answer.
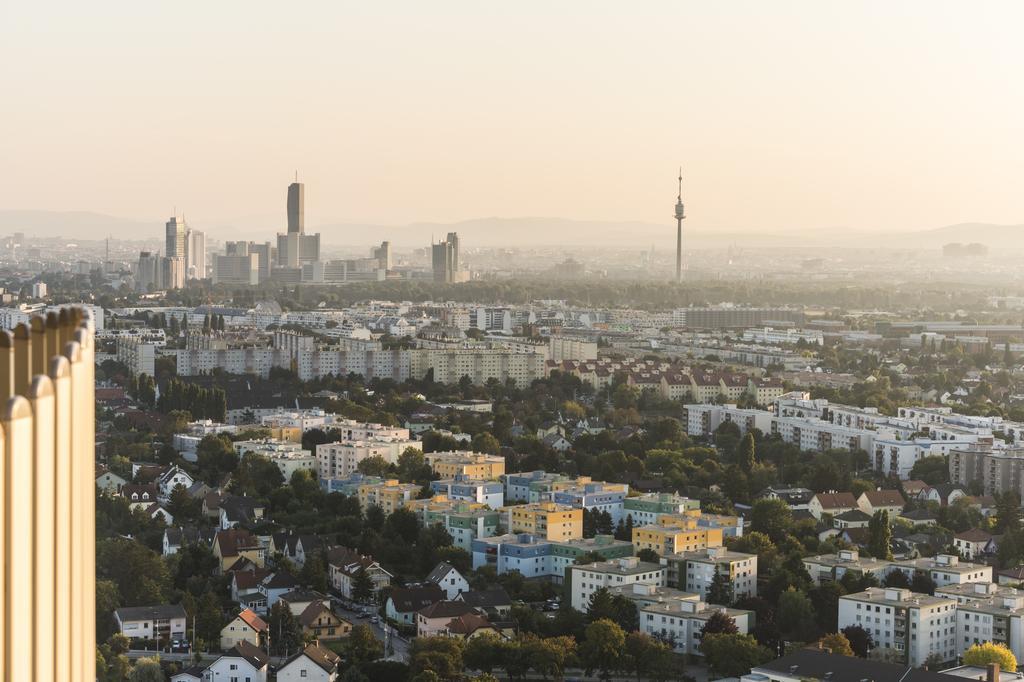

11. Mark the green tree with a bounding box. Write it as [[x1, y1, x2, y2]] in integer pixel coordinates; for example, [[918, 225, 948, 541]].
[[749, 498, 792, 542], [995, 492, 1022, 534], [738, 433, 756, 469], [963, 642, 1017, 672], [351, 568, 375, 604], [126, 657, 164, 682], [471, 432, 501, 454], [776, 587, 818, 642], [268, 601, 304, 657], [700, 633, 773, 678], [357, 455, 394, 477], [708, 566, 735, 606], [409, 636, 464, 680], [841, 624, 874, 657], [700, 610, 739, 636], [579, 618, 626, 680], [910, 570, 937, 595], [347, 623, 384, 664], [463, 632, 503, 675], [867, 511, 893, 560], [623, 631, 672, 682], [818, 632, 855, 656], [300, 554, 329, 594]]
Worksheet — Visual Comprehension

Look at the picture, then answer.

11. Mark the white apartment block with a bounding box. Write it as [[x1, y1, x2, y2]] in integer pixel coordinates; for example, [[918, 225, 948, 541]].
[[549, 336, 598, 362], [872, 438, 980, 480], [888, 554, 992, 588], [316, 439, 418, 480], [937, 582, 1024, 663], [803, 549, 892, 586], [567, 558, 666, 611], [683, 404, 774, 438], [838, 588, 957, 666], [233, 439, 316, 479], [116, 338, 156, 377], [640, 600, 752, 655], [663, 547, 758, 600], [771, 416, 874, 453]]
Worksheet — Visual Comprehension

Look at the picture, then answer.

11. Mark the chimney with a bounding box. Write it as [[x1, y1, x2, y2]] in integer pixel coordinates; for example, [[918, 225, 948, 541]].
[[988, 663, 1001, 682]]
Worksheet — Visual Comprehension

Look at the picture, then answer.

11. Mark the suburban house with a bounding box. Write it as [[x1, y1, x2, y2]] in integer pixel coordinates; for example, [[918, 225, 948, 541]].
[[919, 484, 967, 507], [213, 528, 266, 573], [219, 495, 266, 530], [258, 572, 298, 613], [443, 612, 507, 640], [454, 587, 513, 618], [953, 528, 998, 560], [808, 492, 858, 520], [95, 465, 127, 493], [386, 584, 445, 626], [202, 641, 269, 682], [298, 601, 352, 641], [279, 589, 329, 616], [230, 568, 272, 604], [327, 546, 392, 601], [425, 561, 469, 600], [832, 509, 872, 530], [170, 666, 204, 682], [220, 608, 269, 651], [277, 644, 341, 682], [121, 484, 159, 510], [857, 490, 905, 518], [157, 465, 195, 499], [416, 600, 477, 637], [114, 604, 187, 643]]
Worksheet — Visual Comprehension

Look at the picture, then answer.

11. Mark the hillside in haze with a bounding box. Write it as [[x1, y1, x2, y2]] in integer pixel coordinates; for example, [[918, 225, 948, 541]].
[[3, 209, 1024, 250]]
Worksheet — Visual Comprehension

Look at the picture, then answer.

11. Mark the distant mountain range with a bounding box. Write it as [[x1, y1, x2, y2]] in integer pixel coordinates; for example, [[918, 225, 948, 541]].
[[2, 209, 1023, 250]]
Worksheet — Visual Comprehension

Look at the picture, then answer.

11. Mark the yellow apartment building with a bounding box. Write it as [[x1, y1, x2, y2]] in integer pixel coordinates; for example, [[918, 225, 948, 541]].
[[504, 502, 583, 541], [358, 479, 422, 514], [632, 523, 724, 557], [425, 451, 506, 479]]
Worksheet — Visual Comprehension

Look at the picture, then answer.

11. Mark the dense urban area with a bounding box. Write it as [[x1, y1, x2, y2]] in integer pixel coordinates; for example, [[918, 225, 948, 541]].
[[9, 190, 1024, 682]]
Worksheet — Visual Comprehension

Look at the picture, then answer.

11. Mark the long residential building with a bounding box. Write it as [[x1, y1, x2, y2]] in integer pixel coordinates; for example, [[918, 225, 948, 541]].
[[661, 546, 758, 600], [949, 446, 1024, 497], [471, 533, 634, 581], [504, 502, 582, 541], [316, 438, 421, 481], [837, 587, 958, 667], [567, 557, 666, 611], [425, 451, 505, 480], [175, 345, 546, 385]]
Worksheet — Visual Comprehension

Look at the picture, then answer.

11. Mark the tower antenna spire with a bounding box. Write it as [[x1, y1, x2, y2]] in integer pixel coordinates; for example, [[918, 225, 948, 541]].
[[678, 167, 682, 199]]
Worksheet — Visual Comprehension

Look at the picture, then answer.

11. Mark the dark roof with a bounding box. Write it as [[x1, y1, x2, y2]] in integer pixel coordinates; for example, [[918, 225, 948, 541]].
[[220, 495, 264, 526], [813, 492, 857, 510], [456, 587, 512, 610], [955, 528, 993, 543], [387, 584, 445, 613], [998, 565, 1024, 580], [214, 528, 260, 558], [753, 649, 952, 682], [426, 561, 459, 584], [862, 489, 905, 507], [833, 509, 871, 522], [226, 640, 269, 669], [418, 600, 476, 620], [445, 612, 495, 636], [172, 666, 205, 680], [899, 508, 937, 521], [283, 643, 341, 674], [115, 604, 186, 622], [262, 572, 297, 590], [280, 589, 327, 605]]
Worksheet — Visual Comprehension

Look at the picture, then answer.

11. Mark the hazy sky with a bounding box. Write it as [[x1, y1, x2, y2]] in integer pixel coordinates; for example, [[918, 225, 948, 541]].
[[2, 1, 1024, 234]]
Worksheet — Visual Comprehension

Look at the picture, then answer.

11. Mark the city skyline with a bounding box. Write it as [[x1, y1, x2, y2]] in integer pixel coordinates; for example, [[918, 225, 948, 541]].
[[4, 2, 1024, 237]]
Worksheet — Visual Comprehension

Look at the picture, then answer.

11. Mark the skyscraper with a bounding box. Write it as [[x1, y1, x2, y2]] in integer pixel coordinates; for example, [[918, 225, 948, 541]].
[[674, 168, 685, 282], [278, 180, 319, 268], [287, 181, 304, 234], [136, 251, 160, 292], [165, 216, 186, 258], [185, 229, 206, 280], [432, 232, 463, 283]]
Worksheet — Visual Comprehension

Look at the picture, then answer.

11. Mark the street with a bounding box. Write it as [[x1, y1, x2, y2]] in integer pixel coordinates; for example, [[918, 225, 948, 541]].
[[329, 594, 411, 662]]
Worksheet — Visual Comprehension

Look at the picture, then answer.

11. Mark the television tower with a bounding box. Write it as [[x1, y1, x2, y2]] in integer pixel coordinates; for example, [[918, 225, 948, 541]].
[[674, 167, 685, 282]]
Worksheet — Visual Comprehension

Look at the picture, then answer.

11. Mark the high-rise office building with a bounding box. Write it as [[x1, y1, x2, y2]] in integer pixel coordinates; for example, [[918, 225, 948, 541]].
[[287, 181, 304, 234], [136, 251, 160, 292], [432, 232, 465, 283], [247, 241, 275, 283], [161, 256, 186, 290], [277, 181, 319, 268], [0, 308, 97, 680], [185, 229, 206, 280], [165, 216, 187, 259], [373, 241, 392, 271]]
